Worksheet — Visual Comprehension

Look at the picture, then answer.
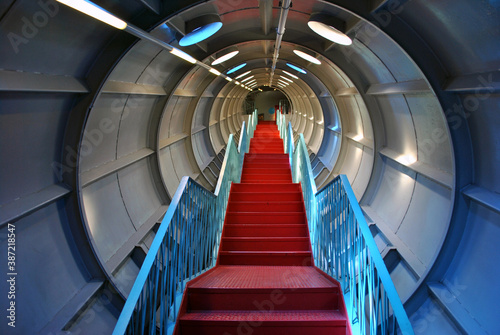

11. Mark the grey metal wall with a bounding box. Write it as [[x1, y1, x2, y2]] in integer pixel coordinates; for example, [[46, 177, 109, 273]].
[[0, 0, 498, 334]]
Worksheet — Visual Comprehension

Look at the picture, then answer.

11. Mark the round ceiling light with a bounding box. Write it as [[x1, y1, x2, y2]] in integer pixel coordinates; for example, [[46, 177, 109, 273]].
[[179, 14, 222, 46], [308, 19, 352, 46], [293, 50, 321, 64], [286, 63, 307, 74], [211, 50, 239, 65]]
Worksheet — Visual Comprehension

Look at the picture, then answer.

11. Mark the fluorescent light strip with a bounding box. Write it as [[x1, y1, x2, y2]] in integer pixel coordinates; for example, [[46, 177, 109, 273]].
[[211, 50, 239, 65], [210, 68, 221, 76], [282, 70, 298, 79], [225, 77, 233, 82], [280, 76, 293, 82], [56, 0, 127, 29], [170, 48, 197, 64], [227, 63, 247, 74], [286, 63, 307, 74], [235, 71, 251, 79], [241, 76, 254, 82], [278, 80, 289, 86]]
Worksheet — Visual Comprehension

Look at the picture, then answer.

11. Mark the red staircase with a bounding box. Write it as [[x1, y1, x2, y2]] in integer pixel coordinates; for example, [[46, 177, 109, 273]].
[[175, 121, 350, 335]]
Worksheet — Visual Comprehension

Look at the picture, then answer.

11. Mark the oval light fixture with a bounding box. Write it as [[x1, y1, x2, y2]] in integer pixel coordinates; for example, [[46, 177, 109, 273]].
[[227, 63, 246, 74], [211, 50, 239, 65], [293, 50, 321, 64], [179, 14, 223, 46], [286, 63, 307, 74], [308, 14, 352, 46]]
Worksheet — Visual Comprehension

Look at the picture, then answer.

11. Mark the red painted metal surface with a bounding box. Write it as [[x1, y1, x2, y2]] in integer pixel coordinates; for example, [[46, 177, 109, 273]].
[[174, 122, 350, 334]]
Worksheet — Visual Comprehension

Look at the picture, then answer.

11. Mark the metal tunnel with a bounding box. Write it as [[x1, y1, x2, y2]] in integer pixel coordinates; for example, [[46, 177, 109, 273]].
[[0, 0, 498, 334]]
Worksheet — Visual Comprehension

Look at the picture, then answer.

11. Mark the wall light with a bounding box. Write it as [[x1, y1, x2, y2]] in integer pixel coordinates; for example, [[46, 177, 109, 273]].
[[170, 48, 197, 64], [293, 49, 321, 64], [282, 70, 298, 79], [179, 14, 222, 46], [352, 134, 364, 141], [308, 13, 352, 46], [211, 50, 239, 65], [209, 68, 221, 76], [396, 154, 417, 165], [56, 0, 127, 29], [235, 71, 251, 79], [241, 76, 255, 82], [227, 63, 246, 74], [286, 63, 307, 74]]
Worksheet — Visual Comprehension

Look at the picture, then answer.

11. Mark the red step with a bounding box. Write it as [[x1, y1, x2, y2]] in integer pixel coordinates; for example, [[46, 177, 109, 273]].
[[241, 174, 292, 183], [218, 251, 313, 266], [227, 201, 304, 212], [230, 191, 302, 202], [225, 212, 305, 224], [220, 237, 310, 251], [179, 311, 347, 335], [223, 224, 309, 237], [187, 287, 339, 310], [242, 167, 291, 175], [231, 183, 300, 193], [176, 266, 348, 334]]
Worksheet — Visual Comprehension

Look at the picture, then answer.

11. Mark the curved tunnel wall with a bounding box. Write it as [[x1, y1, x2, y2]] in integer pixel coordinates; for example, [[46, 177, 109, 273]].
[[0, 1, 499, 334]]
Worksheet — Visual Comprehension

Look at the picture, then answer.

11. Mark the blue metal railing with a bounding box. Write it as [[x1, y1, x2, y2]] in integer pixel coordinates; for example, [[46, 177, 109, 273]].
[[113, 111, 257, 335], [276, 111, 414, 335]]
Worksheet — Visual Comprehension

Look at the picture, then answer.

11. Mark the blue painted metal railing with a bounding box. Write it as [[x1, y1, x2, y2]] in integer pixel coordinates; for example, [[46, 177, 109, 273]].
[[112, 111, 257, 335], [276, 111, 414, 335]]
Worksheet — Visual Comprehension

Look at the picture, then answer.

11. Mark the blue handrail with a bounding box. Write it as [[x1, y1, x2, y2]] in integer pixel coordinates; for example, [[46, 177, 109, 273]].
[[276, 111, 414, 335], [113, 111, 257, 335]]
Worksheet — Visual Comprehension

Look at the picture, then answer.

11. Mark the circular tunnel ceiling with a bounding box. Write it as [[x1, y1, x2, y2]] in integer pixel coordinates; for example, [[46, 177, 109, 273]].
[[75, 0, 455, 309]]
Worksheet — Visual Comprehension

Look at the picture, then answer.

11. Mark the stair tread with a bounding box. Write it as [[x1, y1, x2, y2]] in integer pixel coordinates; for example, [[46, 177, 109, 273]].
[[190, 266, 336, 289], [180, 310, 346, 323], [220, 251, 311, 255], [222, 237, 309, 241], [229, 201, 303, 204]]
